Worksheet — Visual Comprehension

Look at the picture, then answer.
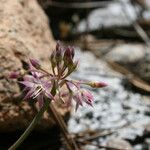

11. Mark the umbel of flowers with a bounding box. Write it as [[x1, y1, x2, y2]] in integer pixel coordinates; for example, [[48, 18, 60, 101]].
[[9, 41, 107, 150]]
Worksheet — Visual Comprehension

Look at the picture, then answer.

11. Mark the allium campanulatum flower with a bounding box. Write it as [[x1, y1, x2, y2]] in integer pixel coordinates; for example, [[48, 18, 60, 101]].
[[63, 81, 94, 110], [73, 89, 94, 111], [8, 41, 108, 150], [11, 41, 107, 110], [20, 65, 54, 108]]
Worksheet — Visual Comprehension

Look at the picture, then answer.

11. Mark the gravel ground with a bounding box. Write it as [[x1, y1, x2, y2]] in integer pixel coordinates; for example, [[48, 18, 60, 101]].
[[68, 48, 150, 150]]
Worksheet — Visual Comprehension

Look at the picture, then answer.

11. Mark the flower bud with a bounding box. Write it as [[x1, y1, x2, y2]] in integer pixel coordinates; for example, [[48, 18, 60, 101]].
[[56, 41, 60, 51], [71, 47, 75, 58], [30, 58, 40, 69], [50, 50, 57, 69], [87, 82, 107, 88], [55, 42, 63, 64], [66, 61, 78, 76], [9, 71, 20, 79], [55, 47, 62, 60], [64, 46, 74, 59], [63, 46, 75, 65]]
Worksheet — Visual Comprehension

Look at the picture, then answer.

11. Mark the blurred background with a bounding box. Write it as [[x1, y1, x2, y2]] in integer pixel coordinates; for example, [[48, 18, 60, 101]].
[[0, 0, 150, 150]]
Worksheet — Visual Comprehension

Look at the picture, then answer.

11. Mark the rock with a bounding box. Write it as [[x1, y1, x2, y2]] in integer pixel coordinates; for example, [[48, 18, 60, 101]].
[[77, 1, 137, 33], [77, 1, 150, 33], [144, 123, 150, 133], [0, 0, 68, 132], [132, 0, 150, 9], [106, 138, 133, 150], [105, 43, 150, 83], [105, 44, 146, 64], [134, 51, 150, 83], [145, 138, 150, 149]]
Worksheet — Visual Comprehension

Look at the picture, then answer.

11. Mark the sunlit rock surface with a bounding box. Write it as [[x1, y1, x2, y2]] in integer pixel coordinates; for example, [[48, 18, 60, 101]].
[[0, 0, 68, 132]]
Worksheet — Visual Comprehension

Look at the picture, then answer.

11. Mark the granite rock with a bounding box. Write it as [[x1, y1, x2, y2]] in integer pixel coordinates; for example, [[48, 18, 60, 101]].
[[105, 43, 150, 83], [106, 138, 133, 150], [0, 0, 68, 132]]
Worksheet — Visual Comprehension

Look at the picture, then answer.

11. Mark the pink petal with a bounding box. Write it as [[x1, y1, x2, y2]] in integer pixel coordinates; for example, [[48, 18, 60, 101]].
[[73, 93, 83, 106], [42, 81, 51, 89], [20, 81, 35, 88], [45, 91, 54, 100], [23, 75, 35, 82], [80, 90, 93, 107], [23, 88, 35, 100], [29, 58, 40, 69]]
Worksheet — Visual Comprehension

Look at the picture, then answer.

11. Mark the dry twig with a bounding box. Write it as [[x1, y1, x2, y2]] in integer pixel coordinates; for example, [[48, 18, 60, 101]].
[[48, 103, 80, 150]]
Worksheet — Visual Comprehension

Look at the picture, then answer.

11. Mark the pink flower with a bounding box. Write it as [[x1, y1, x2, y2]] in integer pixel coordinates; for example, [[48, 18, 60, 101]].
[[12, 41, 108, 111], [73, 89, 94, 111], [20, 73, 54, 108]]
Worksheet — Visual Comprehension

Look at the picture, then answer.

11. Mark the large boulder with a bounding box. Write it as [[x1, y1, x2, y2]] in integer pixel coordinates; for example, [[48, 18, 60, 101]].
[[0, 0, 68, 132]]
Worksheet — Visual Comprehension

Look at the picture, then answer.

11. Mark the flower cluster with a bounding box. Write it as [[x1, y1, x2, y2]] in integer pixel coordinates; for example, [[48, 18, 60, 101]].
[[10, 42, 107, 110]]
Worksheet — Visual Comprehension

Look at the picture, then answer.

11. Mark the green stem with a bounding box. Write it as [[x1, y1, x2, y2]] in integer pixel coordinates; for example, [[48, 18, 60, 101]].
[[8, 100, 50, 150]]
